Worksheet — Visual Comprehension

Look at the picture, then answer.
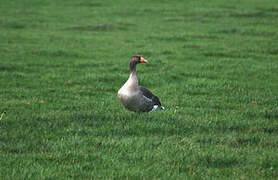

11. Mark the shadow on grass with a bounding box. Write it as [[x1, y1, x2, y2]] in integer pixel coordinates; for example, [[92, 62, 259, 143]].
[[196, 135, 266, 147], [262, 126, 278, 134], [230, 11, 276, 18], [269, 49, 278, 55], [135, 51, 153, 57], [194, 154, 240, 168], [1, 21, 26, 29], [257, 7, 278, 13], [244, 109, 278, 121], [77, 2, 102, 7], [217, 28, 276, 37], [149, 34, 219, 42], [31, 50, 87, 58], [0, 65, 18, 72], [66, 22, 134, 32], [180, 72, 218, 80], [203, 52, 249, 59]]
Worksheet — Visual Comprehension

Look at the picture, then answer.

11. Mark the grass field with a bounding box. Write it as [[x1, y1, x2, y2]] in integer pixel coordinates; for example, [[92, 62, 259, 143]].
[[1, 0, 278, 179]]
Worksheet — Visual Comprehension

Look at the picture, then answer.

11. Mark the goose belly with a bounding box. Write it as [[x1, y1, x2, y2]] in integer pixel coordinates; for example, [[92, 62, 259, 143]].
[[118, 92, 154, 112], [118, 90, 140, 111]]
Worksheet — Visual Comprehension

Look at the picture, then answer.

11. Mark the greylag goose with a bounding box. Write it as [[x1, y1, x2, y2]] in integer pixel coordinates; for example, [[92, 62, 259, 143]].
[[118, 55, 164, 113]]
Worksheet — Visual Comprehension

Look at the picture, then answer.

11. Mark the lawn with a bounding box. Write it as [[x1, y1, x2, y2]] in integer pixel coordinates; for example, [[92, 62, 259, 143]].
[[0, 0, 278, 179]]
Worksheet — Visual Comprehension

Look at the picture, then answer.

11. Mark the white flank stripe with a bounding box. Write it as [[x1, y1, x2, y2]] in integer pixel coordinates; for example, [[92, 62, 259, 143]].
[[143, 95, 152, 102]]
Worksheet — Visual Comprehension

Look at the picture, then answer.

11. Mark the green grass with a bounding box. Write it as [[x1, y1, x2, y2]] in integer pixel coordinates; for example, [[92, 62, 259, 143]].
[[1, 0, 278, 179]]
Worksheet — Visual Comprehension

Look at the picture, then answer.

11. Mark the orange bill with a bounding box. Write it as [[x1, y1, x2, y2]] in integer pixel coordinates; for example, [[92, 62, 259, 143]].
[[140, 57, 148, 63]]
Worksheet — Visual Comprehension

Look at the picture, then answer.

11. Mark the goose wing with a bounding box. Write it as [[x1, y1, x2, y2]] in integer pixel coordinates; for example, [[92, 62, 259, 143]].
[[139, 86, 162, 106]]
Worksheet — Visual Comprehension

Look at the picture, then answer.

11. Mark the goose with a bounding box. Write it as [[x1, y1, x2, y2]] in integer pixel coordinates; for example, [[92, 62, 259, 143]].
[[118, 55, 164, 113]]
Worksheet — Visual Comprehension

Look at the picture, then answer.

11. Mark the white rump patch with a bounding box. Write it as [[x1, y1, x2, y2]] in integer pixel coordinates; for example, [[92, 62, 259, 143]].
[[150, 105, 165, 112], [151, 105, 159, 112]]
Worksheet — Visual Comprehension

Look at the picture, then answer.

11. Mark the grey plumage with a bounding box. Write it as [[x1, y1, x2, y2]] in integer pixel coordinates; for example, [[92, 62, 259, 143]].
[[118, 55, 164, 113]]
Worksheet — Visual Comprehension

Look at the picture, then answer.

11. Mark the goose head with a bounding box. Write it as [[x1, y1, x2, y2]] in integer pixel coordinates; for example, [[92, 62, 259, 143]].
[[129, 55, 148, 72]]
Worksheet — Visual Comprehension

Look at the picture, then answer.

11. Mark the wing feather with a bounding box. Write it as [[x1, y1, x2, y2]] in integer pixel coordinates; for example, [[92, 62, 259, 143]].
[[139, 86, 162, 106]]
